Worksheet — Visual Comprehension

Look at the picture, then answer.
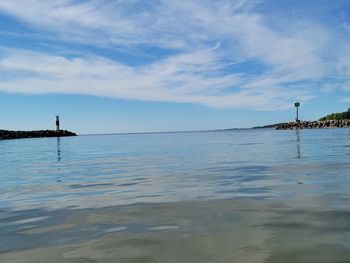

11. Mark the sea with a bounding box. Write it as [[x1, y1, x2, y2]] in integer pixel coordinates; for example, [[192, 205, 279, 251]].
[[1, 128, 350, 262]]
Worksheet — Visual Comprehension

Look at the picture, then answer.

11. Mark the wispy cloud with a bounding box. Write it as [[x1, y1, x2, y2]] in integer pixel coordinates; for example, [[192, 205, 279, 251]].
[[0, 0, 346, 109]]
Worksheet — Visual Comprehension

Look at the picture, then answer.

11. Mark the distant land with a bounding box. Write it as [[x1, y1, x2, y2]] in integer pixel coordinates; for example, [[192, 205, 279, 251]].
[[252, 123, 284, 129]]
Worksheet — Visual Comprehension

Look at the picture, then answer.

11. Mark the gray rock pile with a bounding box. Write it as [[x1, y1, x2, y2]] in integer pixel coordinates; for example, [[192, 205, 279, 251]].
[[0, 130, 77, 140], [276, 119, 350, 130]]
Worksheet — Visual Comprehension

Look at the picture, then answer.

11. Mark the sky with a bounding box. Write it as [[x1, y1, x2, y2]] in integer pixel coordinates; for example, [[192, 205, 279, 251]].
[[1, 0, 350, 134]]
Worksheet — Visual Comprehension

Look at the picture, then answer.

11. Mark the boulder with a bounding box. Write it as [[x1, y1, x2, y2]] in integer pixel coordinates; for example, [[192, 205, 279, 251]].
[[0, 130, 77, 140], [276, 120, 350, 130]]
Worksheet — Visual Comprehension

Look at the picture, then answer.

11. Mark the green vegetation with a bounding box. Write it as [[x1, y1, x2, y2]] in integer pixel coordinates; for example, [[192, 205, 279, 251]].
[[319, 108, 350, 121]]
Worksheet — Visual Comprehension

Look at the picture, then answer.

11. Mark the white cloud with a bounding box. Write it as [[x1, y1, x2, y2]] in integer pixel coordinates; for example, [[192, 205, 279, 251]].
[[0, 0, 339, 109], [0, 48, 312, 110], [320, 84, 338, 93]]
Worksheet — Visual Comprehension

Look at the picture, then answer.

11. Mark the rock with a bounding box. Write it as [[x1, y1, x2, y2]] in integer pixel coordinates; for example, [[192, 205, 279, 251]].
[[0, 130, 77, 140], [276, 120, 350, 130]]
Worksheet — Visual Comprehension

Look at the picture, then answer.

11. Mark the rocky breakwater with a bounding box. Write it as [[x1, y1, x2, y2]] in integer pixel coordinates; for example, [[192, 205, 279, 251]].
[[0, 130, 77, 140], [276, 119, 350, 130]]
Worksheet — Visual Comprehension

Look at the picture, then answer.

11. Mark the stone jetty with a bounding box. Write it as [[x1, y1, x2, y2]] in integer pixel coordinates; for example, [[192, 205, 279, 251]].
[[0, 130, 77, 140], [276, 119, 350, 130]]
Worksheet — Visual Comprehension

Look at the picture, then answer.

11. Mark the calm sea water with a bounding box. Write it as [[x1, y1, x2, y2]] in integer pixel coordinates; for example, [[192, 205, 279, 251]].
[[1, 128, 350, 262]]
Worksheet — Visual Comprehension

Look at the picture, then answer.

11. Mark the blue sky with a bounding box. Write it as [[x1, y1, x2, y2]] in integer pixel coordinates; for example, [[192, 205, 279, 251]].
[[0, 0, 350, 134]]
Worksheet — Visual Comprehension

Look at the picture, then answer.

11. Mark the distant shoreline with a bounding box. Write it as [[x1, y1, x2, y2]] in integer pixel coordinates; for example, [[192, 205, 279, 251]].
[[251, 123, 282, 129], [4, 120, 350, 140], [0, 130, 77, 140]]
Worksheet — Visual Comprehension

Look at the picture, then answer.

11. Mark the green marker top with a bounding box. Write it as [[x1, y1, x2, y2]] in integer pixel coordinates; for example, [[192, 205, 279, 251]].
[[294, 102, 300, 107]]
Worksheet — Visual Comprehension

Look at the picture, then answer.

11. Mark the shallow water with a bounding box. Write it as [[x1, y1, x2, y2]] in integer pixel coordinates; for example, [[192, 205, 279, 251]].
[[1, 129, 350, 262]]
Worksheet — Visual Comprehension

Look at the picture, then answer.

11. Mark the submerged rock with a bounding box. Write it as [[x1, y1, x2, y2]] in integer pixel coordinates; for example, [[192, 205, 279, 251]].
[[0, 130, 77, 140], [276, 120, 350, 130]]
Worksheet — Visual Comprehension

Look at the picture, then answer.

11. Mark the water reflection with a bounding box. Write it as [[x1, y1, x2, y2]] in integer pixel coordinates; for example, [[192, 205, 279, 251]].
[[2, 198, 350, 263], [295, 130, 302, 159], [56, 137, 61, 162]]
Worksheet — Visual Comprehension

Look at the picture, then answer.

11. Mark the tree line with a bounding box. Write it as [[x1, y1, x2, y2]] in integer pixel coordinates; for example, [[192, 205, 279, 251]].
[[319, 108, 350, 121]]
